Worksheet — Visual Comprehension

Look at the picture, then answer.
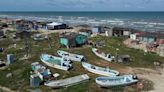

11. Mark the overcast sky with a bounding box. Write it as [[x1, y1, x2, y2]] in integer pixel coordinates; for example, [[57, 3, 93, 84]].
[[0, 0, 164, 11]]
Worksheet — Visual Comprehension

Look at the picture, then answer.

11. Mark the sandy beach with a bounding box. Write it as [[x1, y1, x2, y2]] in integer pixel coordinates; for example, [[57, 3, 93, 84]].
[[120, 67, 164, 92]]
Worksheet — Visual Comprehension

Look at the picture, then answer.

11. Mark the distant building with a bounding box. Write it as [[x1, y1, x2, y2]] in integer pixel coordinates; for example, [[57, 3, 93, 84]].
[[92, 26, 102, 34], [130, 33, 140, 40], [15, 19, 34, 30], [79, 29, 92, 37], [104, 27, 113, 37], [112, 27, 138, 37], [130, 31, 164, 45], [135, 32, 164, 44], [47, 22, 68, 30]]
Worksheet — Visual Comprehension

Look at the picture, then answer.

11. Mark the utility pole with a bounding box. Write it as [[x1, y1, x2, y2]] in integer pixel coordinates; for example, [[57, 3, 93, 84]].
[[16, 23, 31, 57]]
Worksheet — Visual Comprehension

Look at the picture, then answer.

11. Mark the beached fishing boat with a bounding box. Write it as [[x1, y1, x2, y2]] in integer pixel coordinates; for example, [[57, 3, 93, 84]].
[[57, 50, 85, 62], [95, 75, 138, 87], [44, 74, 90, 88], [82, 62, 119, 77], [92, 48, 114, 62], [40, 54, 72, 71]]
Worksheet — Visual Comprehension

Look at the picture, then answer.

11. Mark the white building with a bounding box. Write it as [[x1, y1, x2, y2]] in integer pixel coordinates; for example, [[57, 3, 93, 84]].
[[130, 33, 138, 40], [46, 22, 67, 30]]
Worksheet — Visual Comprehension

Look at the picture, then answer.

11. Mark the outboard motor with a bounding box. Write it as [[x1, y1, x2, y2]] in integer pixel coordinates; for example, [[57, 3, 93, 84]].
[[132, 75, 138, 79]]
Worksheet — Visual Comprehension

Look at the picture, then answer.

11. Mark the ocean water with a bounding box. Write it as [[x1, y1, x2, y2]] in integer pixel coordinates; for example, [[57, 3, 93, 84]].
[[0, 12, 164, 31]]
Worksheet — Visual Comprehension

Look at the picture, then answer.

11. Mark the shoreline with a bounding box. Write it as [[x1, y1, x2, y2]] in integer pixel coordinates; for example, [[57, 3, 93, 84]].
[[1, 13, 164, 32]]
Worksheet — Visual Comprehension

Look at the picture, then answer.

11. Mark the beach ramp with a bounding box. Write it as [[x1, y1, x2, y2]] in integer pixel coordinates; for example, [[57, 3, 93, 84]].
[[44, 74, 90, 88]]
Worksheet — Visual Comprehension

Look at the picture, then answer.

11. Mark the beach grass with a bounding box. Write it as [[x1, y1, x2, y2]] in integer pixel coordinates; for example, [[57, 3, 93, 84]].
[[0, 33, 160, 92]]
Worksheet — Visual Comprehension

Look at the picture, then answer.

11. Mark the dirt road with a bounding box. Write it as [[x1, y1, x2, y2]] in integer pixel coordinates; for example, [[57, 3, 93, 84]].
[[121, 67, 164, 92]]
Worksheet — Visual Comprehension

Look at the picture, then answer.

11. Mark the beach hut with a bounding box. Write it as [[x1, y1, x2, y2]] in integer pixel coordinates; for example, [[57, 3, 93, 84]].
[[47, 22, 68, 30], [112, 27, 124, 37], [92, 26, 102, 34], [130, 33, 140, 40], [92, 26, 101, 34], [7, 54, 14, 64], [30, 74, 41, 87], [59, 33, 77, 48], [105, 27, 113, 37], [75, 34, 87, 46], [137, 32, 157, 43], [59, 33, 87, 48], [113, 27, 139, 37]]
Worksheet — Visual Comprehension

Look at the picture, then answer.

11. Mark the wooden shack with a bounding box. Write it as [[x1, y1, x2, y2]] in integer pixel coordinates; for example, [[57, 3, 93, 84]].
[[60, 33, 76, 48], [117, 55, 131, 63], [112, 27, 139, 37], [92, 26, 102, 34], [59, 33, 87, 48]]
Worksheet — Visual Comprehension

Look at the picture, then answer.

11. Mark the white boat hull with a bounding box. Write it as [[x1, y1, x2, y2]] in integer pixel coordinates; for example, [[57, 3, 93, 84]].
[[82, 62, 119, 77], [41, 58, 69, 71], [57, 50, 84, 62], [44, 74, 90, 88], [40, 54, 71, 71], [92, 48, 114, 62], [95, 75, 138, 87]]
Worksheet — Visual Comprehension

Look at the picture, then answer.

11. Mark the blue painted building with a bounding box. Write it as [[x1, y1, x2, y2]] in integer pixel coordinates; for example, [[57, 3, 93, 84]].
[[7, 54, 14, 64], [59, 33, 87, 48], [92, 26, 102, 34], [30, 74, 41, 87]]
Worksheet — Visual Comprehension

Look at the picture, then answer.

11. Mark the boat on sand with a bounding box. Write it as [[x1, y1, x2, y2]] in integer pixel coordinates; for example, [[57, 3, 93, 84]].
[[57, 50, 85, 62], [40, 54, 72, 71], [95, 74, 138, 87], [82, 62, 119, 77], [44, 74, 90, 88], [92, 48, 114, 62]]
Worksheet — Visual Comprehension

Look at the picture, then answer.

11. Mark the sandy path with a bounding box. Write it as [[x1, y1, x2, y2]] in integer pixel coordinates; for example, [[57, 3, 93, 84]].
[[134, 68, 164, 92], [120, 67, 164, 92]]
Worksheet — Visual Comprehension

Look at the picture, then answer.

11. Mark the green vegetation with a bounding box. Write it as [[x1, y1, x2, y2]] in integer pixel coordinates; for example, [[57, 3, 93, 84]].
[[0, 33, 161, 92]]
